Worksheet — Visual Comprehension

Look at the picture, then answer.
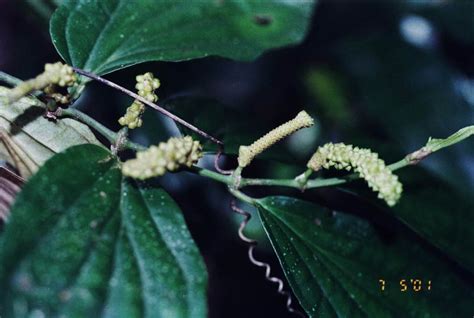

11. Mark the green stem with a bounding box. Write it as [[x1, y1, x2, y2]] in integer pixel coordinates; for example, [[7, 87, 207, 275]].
[[228, 187, 257, 205], [193, 167, 232, 185], [3, 70, 471, 196], [59, 108, 145, 151], [193, 166, 350, 190], [59, 108, 115, 143], [0, 71, 23, 87], [388, 157, 410, 171], [294, 168, 313, 188], [240, 175, 349, 189], [193, 155, 413, 191], [240, 177, 299, 188]]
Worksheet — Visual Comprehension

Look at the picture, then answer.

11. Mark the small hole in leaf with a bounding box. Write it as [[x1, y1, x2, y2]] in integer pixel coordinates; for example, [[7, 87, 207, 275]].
[[253, 14, 273, 26]]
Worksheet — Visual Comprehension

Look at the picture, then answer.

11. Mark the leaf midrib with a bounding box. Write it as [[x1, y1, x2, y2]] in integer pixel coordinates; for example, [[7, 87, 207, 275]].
[[271, 206, 400, 316], [136, 185, 191, 318]]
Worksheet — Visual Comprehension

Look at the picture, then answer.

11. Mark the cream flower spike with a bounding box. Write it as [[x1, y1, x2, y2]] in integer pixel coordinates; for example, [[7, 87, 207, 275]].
[[307, 143, 402, 206], [118, 72, 160, 129], [238, 111, 314, 168], [122, 136, 202, 180], [7, 62, 76, 103]]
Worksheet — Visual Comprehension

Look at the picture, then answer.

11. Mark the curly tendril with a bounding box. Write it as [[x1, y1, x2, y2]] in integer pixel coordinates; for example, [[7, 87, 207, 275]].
[[238, 111, 314, 168], [307, 143, 403, 206], [7, 62, 76, 103], [122, 136, 202, 180], [230, 201, 305, 317], [118, 72, 160, 129]]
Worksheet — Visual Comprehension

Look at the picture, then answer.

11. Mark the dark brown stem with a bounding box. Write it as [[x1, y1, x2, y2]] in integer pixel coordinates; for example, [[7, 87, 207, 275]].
[[214, 144, 233, 175], [72, 67, 224, 146]]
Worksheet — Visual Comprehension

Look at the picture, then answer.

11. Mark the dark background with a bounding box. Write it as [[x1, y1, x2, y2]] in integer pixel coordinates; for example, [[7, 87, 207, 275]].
[[1, 1, 473, 317]]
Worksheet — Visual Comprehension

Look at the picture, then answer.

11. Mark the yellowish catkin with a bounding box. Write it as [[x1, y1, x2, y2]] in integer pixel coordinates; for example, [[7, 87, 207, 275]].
[[238, 111, 314, 168], [122, 136, 202, 180], [118, 72, 160, 129], [7, 62, 76, 103], [307, 143, 403, 206]]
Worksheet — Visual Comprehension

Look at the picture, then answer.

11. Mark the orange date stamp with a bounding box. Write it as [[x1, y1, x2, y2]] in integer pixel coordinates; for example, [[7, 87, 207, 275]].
[[379, 279, 432, 292]]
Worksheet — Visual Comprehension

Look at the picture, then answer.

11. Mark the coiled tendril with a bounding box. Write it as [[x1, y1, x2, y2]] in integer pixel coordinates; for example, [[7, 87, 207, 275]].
[[230, 200, 305, 317]]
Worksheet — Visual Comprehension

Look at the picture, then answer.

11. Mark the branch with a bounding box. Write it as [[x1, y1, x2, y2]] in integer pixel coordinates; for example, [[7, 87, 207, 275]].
[[72, 67, 224, 147], [407, 126, 474, 163], [3, 70, 472, 195], [1, 70, 146, 152], [57, 108, 145, 152], [0, 71, 23, 87], [194, 126, 473, 191]]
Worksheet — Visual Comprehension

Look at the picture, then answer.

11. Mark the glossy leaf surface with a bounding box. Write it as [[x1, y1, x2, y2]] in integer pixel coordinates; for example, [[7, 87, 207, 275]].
[[0, 144, 207, 317], [257, 196, 473, 317], [50, 0, 316, 75]]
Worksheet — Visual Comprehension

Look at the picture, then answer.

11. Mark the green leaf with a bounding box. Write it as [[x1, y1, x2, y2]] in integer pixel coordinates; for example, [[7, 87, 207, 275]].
[[257, 196, 473, 317], [393, 168, 474, 271], [0, 87, 101, 177], [0, 144, 207, 317], [424, 125, 474, 153], [50, 0, 316, 75], [339, 165, 474, 273]]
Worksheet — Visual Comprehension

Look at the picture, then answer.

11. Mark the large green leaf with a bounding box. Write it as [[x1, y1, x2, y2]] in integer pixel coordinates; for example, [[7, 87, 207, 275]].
[[393, 168, 474, 272], [0, 144, 207, 317], [0, 86, 101, 177], [257, 196, 473, 317], [321, 166, 474, 273], [50, 0, 316, 75]]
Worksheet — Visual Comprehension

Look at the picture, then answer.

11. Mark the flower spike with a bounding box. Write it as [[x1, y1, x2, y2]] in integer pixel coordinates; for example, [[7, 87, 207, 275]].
[[118, 72, 160, 129], [122, 136, 202, 180], [7, 62, 76, 103], [307, 143, 403, 206], [238, 111, 314, 168]]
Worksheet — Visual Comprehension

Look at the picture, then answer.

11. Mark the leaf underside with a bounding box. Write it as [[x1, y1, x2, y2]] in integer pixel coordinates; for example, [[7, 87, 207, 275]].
[[0, 87, 101, 177]]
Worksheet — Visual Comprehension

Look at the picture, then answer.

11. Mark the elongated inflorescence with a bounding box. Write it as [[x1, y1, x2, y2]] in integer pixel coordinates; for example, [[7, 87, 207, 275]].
[[307, 143, 402, 206], [230, 201, 305, 317], [122, 136, 202, 180], [7, 62, 76, 103], [118, 72, 160, 129], [238, 111, 314, 168]]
